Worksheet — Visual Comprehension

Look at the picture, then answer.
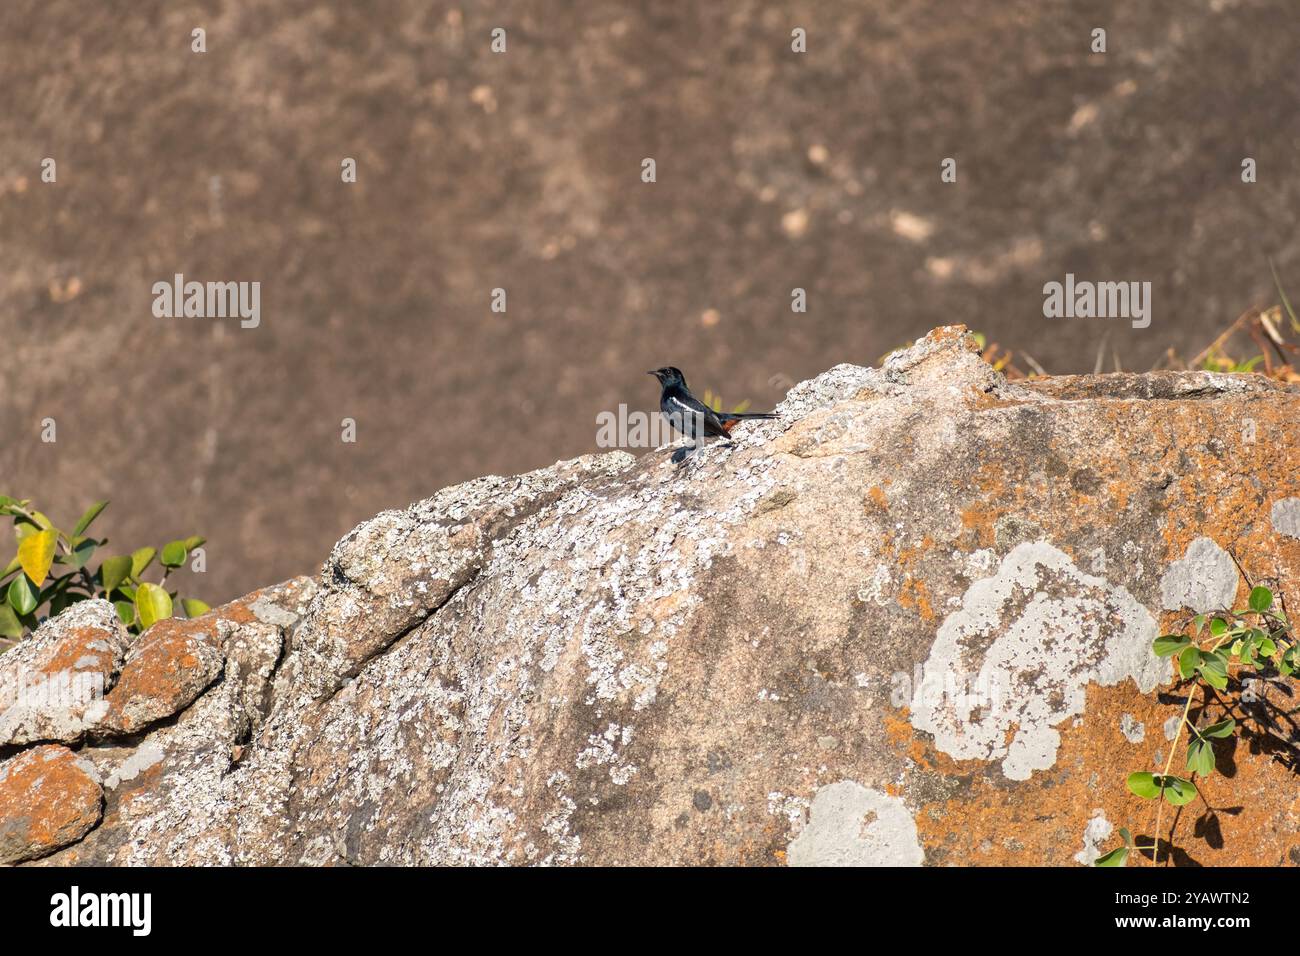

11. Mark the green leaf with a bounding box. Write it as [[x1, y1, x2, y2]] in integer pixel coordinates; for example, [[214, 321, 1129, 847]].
[[130, 547, 156, 579], [72, 500, 109, 537], [1153, 634, 1191, 657], [183, 535, 206, 551], [1126, 772, 1161, 799], [1203, 718, 1235, 739], [1238, 638, 1256, 666], [181, 598, 211, 619], [69, 536, 97, 570], [1257, 637, 1277, 659], [17, 528, 57, 587], [0, 604, 21, 638], [1249, 586, 1273, 613], [1095, 846, 1129, 867], [1187, 739, 1215, 778], [134, 582, 172, 630], [1209, 617, 1229, 637], [1162, 776, 1198, 806], [1197, 652, 1229, 691], [7, 575, 38, 616], [113, 599, 136, 627], [99, 556, 133, 597], [1178, 645, 1200, 679], [160, 540, 189, 568], [1119, 827, 1133, 847]]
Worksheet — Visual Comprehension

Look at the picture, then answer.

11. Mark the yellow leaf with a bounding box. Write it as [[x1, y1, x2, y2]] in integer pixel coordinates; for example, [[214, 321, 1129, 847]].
[[17, 528, 57, 586], [135, 583, 173, 631]]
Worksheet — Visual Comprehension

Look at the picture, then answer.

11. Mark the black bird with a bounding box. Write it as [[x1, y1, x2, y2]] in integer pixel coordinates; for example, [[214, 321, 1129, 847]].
[[648, 366, 778, 462]]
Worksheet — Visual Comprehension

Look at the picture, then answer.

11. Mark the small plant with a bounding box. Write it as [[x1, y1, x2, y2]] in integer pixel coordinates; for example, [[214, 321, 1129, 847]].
[[0, 496, 210, 646], [1095, 577, 1294, 866]]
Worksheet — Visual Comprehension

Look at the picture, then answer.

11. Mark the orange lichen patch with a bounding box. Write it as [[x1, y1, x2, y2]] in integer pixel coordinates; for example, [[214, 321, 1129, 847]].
[[970, 460, 1008, 496], [35, 625, 119, 678], [884, 709, 935, 766], [909, 680, 1300, 866], [929, 325, 971, 347], [0, 744, 103, 864], [210, 594, 260, 625], [199, 576, 313, 626], [960, 504, 1003, 549], [898, 576, 936, 623], [1015, 391, 1300, 587], [892, 535, 936, 570], [1153, 429, 1300, 605], [866, 485, 889, 512], [99, 616, 225, 735], [884, 709, 913, 747], [1105, 477, 1134, 512]]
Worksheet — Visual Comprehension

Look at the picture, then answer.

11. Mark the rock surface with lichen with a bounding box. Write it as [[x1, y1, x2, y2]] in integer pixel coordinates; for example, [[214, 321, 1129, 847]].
[[4, 326, 1299, 866]]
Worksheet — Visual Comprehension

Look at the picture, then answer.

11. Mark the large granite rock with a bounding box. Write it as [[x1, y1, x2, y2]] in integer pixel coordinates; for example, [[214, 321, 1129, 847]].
[[7, 327, 1299, 865]]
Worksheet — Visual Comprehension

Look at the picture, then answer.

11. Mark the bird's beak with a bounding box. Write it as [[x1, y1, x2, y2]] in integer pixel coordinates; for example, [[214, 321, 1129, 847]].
[[647, 371, 657, 376]]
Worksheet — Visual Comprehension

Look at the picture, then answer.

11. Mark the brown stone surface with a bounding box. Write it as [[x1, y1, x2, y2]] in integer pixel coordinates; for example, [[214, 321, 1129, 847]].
[[97, 614, 227, 736], [18, 328, 1300, 865], [0, 744, 102, 864], [0, 600, 129, 745], [33, 577, 312, 865]]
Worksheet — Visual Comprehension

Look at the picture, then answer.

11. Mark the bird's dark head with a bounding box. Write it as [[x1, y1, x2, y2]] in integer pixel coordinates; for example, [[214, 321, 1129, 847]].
[[648, 366, 686, 387]]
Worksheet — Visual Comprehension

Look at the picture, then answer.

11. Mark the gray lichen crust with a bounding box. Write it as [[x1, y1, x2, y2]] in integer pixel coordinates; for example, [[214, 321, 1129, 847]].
[[911, 542, 1165, 781]]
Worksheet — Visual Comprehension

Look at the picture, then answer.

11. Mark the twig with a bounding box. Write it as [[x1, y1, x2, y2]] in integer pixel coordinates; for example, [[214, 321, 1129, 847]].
[[1227, 549, 1254, 591], [1094, 331, 1110, 375], [1256, 311, 1292, 367], [1019, 351, 1048, 377], [1188, 308, 1257, 369]]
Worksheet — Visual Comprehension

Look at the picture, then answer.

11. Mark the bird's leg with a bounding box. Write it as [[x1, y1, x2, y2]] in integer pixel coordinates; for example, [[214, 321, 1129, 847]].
[[672, 443, 698, 467]]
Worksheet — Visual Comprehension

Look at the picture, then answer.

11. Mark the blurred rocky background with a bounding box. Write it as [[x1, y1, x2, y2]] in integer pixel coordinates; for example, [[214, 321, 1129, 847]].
[[2, 0, 1298, 604]]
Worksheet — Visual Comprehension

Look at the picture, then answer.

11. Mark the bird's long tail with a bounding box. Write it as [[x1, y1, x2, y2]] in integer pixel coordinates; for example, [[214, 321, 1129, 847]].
[[722, 411, 778, 420], [718, 410, 778, 436]]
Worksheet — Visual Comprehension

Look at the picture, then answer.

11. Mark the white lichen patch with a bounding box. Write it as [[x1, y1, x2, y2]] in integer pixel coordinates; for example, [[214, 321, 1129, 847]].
[[575, 723, 637, 785], [855, 563, 893, 605], [104, 741, 166, 789], [1272, 498, 1300, 540], [910, 541, 1165, 781], [1159, 536, 1237, 612], [1073, 809, 1113, 865], [766, 790, 810, 830], [786, 781, 923, 867], [1164, 713, 1183, 741], [1119, 713, 1145, 744]]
